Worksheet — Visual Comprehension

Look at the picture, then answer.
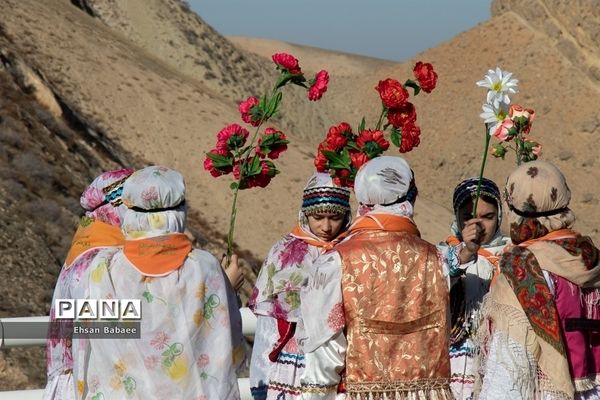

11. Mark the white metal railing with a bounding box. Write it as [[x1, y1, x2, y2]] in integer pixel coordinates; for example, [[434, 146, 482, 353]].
[[0, 307, 257, 400]]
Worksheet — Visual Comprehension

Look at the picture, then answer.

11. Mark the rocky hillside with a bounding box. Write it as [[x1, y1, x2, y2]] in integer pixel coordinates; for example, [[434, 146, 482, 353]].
[[492, 0, 600, 87]]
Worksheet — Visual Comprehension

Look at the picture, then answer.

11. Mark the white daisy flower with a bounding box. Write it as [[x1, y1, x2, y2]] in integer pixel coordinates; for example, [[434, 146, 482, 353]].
[[480, 102, 509, 134], [476, 67, 519, 108]]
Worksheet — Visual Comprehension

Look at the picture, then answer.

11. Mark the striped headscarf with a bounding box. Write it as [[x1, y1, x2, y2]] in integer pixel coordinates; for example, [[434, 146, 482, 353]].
[[452, 177, 503, 238], [301, 172, 351, 217]]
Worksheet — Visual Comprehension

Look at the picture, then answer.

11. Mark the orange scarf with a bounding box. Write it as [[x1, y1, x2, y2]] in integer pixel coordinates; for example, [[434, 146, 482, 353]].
[[348, 214, 420, 237], [517, 228, 579, 248], [290, 225, 337, 250], [64, 219, 124, 267], [123, 233, 193, 277]]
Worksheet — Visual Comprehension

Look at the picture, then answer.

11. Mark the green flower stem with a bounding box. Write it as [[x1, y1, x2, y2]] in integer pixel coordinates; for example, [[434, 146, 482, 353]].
[[225, 77, 289, 261], [226, 184, 240, 261], [226, 123, 263, 262], [516, 136, 523, 166], [375, 106, 386, 131], [472, 124, 492, 218]]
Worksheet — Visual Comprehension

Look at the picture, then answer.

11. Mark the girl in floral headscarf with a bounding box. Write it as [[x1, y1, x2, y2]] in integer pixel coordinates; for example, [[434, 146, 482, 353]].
[[79, 166, 244, 399], [438, 177, 510, 400], [479, 160, 600, 400], [248, 172, 351, 400], [43, 168, 134, 400]]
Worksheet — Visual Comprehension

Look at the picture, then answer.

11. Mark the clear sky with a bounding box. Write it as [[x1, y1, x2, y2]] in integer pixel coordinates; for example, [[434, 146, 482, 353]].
[[190, 0, 492, 61]]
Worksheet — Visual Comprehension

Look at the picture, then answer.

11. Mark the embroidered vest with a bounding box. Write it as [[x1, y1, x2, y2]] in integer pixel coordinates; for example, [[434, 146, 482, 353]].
[[336, 230, 451, 399]]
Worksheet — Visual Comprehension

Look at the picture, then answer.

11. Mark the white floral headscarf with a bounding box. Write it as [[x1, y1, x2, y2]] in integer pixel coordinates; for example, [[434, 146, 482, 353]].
[[120, 166, 187, 239]]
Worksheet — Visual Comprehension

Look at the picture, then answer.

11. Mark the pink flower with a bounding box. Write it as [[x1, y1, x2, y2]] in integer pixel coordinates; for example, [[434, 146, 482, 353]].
[[216, 124, 250, 151], [272, 52, 302, 75], [493, 118, 514, 142], [141, 186, 159, 202], [524, 138, 542, 156], [256, 127, 288, 159], [150, 331, 170, 350], [196, 354, 210, 369], [239, 96, 261, 127], [242, 160, 276, 189], [509, 105, 535, 122], [144, 355, 160, 369], [509, 104, 535, 134], [308, 70, 329, 101], [279, 238, 309, 268]]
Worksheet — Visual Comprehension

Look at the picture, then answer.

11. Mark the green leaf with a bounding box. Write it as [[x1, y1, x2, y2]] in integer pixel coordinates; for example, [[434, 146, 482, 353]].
[[206, 152, 233, 168], [142, 291, 154, 303], [246, 156, 262, 176], [390, 127, 402, 148], [358, 117, 366, 133], [404, 79, 421, 96], [230, 182, 238, 190], [346, 141, 361, 152], [322, 150, 351, 169]]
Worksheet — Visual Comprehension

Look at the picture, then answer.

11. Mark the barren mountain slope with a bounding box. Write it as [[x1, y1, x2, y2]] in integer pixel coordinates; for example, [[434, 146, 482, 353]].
[[228, 36, 397, 77], [492, 0, 600, 88], [68, 0, 347, 143]]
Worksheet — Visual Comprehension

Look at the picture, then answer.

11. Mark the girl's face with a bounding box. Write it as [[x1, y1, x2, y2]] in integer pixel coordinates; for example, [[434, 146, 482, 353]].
[[307, 212, 346, 242], [458, 198, 499, 245]]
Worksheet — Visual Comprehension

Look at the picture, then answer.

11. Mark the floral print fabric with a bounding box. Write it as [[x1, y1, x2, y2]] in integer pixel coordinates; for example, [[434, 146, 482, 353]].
[[80, 247, 244, 399]]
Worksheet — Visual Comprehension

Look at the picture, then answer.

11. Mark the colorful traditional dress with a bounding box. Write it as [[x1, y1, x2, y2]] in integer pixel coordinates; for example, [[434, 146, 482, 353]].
[[43, 168, 133, 400], [78, 166, 244, 400], [437, 177, 510, 400], [479, 161, 600, 400], [249, 172, 351, 400], [299, 157, 453, 400]]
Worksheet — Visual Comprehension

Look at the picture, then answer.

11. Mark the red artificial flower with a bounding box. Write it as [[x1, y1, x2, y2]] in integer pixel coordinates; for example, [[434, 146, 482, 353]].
[[272, 52, 302, 75], [216, 124, 250, 150], [245, 161, 276, 188], [203, 147, 233, 177], [375, 78, 409, 109], [239, 96, 261, 127], [413, 62, 438, 93], [327, 122, 353, 139], [308, 70, 329, 101], [387, 102, 416, 128], [333, 168, 353, 189], [314, 146, 329, 172], [399, 123, 421, 153], [349, 151, 369, 169], [256, 127, 288, 159], [356, 129, 390, 151]]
